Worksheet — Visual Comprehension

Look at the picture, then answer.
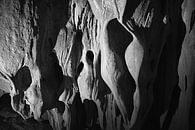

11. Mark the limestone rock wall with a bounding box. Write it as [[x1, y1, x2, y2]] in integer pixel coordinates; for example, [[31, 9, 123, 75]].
[[0, 0, 194, 130]]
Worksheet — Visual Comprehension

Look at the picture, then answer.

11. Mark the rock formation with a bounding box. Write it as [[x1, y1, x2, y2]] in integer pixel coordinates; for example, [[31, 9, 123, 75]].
[[0, 0, 194, 130]]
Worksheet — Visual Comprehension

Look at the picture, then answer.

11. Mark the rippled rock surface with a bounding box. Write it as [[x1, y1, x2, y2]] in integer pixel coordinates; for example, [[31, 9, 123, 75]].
[[0, 0, 194, 130]]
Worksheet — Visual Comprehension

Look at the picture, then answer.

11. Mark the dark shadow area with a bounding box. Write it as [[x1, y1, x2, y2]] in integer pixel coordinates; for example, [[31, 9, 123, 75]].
[[140, 0, 186, 129], [162, 85, 181, 130], [190, 10, 195, 32], [40, 44, 64, 112], [0, 94, 52, 129], [35, 0, 69, 71], [107, 18, 136, 120], [76, 62, 84, 80], [56, 101, 65, 114], [18, 0, 25, 15], [107, 19, 133, 56], [84, 99, 99, 130], [86, 50, 94, 63], [12, 66, 32, 91], [11, 66, 32, 118], [122, 0, 141, 23], [72, 29, 84, 76], [70, 93, 85, 130], [96, 52, 112, 112]]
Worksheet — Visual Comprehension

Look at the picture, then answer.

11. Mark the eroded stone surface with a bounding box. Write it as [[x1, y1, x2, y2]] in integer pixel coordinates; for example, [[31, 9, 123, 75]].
[[0, 0, 194, 130]]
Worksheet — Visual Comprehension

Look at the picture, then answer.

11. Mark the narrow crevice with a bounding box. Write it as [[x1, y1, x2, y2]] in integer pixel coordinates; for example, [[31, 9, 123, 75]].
[[190, 10, 195, 32], [76, 62, 84, 80], [185, 75, 188, 91]]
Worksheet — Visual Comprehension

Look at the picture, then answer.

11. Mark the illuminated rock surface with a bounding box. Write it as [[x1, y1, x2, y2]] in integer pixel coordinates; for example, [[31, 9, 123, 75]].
[[0, 0, 194, 130]]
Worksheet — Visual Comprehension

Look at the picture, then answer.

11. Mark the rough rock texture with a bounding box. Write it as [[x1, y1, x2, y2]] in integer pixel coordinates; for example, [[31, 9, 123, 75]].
[[0, 0, 194, 130]]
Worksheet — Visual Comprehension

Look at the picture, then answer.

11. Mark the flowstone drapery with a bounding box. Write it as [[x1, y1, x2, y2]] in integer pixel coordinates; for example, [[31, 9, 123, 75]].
[[0, 0, 194, 130]]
